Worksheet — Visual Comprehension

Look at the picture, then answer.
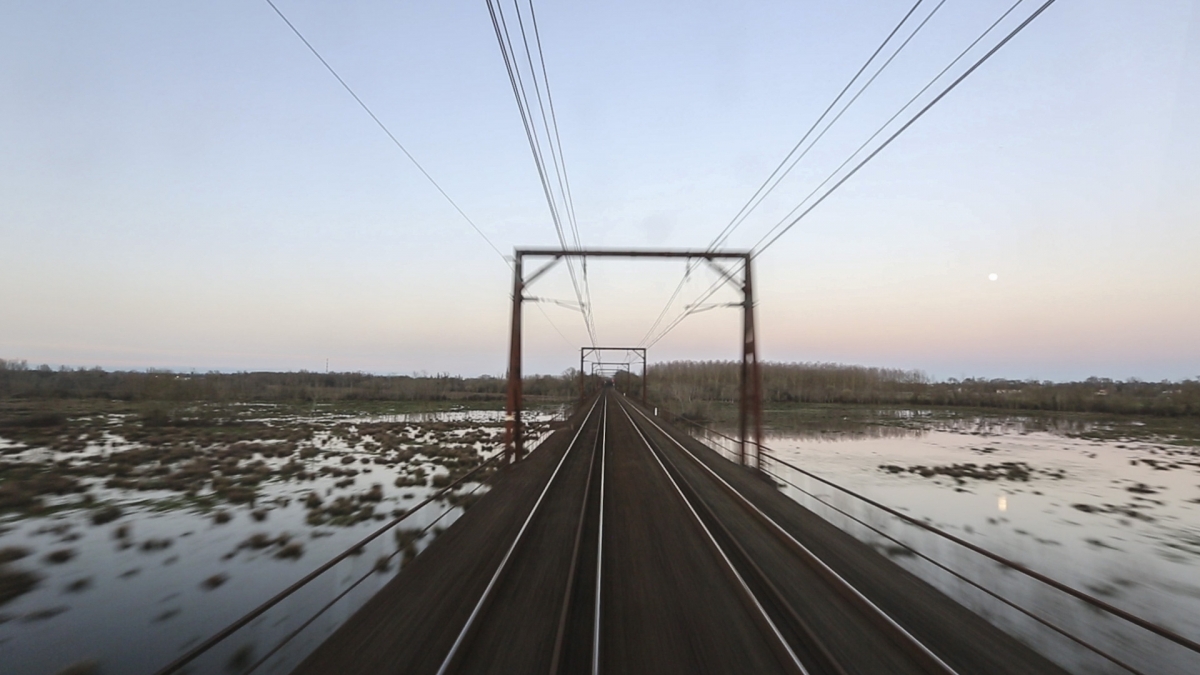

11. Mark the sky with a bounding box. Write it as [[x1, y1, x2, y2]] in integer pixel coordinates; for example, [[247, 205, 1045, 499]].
[[2, 0, 1198, 382]]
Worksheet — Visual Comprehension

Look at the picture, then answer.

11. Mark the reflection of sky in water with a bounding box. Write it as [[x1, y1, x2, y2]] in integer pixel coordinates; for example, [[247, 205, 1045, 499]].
[[0, 407, 564, 675], [4, 404, 1197, 673], [692, 414, 1200, 674]]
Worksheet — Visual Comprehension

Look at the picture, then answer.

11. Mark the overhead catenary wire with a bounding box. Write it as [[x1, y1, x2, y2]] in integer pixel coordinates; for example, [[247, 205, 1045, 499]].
[[534, 303, 577, 347], [523, 0, 597, 345], [487, 0, 597, 346], [501, 0, 596, 344], [262, 0, 507, 264], [493, 0, 567, 241], [502, 15, 592, 349], [263, 0, 584, 365], [645, 259, 746, 348], [710, 0, 949, 252], [752, 0, 1051, 255], [639, 0, 935, 348], [267, 0, 1055, 369], [647, 0, 1055, 348], [708, 0, 933, 252], [525, 0, 584, 256], [748, 0, 1041, 254], [636, 260, 692, 346]]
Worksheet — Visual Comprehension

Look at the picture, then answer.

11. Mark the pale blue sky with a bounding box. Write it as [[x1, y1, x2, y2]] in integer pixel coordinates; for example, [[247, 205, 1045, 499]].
[[2, 1, 1197, 381]]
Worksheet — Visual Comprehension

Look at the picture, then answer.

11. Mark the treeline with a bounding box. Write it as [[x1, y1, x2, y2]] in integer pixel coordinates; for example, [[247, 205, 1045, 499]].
[[649, 360, 1200, 417], [5, 358, 1197, 417], [0, 359, 576, 403]]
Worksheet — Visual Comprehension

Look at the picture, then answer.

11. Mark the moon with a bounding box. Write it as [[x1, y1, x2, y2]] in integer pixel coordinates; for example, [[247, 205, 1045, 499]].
[[988, 273, 998, 282]]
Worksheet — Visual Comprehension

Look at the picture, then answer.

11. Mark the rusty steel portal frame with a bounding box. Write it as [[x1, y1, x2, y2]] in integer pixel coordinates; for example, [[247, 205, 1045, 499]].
[[580, 347, 647, 403], [504, 248, 763, 468]]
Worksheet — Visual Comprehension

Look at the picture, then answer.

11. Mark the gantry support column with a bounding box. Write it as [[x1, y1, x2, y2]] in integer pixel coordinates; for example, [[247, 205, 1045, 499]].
[[739, 255, 764, 468], [504, 255, 524, 463], [641, 351, 648, 404]]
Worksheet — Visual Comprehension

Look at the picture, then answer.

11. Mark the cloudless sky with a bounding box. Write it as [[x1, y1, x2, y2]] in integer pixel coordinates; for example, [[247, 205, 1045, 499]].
[[2, 0, 1197, 381]]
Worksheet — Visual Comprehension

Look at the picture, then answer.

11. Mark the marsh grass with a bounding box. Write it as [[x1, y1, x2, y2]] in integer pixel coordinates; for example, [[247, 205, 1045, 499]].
[[0, 546, 30, 564], [674, 399, 1200, 447], [44, 549, 76, 564], [0, 394, 535, 668], [90, 504, 122, 525], [0, 566, 40, 605], [201, 573, 228, 590], [651, 360, 1200, 418]]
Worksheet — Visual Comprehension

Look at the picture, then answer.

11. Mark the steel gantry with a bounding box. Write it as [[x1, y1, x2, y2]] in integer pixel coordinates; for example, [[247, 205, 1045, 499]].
[[504, 248, 763, 467], [580, 347, 647, 402]]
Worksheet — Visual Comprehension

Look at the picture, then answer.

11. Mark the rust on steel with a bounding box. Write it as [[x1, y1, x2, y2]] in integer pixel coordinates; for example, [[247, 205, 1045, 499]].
[[739, 258, 764, 468], [505, 254, 524, 463], [505, 248, 763, 467]]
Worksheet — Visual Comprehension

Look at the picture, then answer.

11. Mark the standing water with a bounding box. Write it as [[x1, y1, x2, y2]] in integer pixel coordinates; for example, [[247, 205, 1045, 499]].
[[0, 402, 566, 675], [679, 405, 1200, 674]]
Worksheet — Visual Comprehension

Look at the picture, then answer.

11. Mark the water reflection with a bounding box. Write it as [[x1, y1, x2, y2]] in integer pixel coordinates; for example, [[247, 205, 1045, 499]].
[[679, 402, 1118, 442], [0, 404, 566, 675], [676, 404, 1200, 675]]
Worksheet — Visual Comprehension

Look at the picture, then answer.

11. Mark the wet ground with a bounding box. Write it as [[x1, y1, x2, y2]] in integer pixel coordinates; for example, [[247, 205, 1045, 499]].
[[0, 401, 565, 675], [683, 405, 1200, 674], [4, 400, 1197, 674]]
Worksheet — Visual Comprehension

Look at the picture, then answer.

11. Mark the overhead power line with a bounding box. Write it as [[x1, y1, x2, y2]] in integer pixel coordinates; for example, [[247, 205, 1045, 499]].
[[647, 0, 1057, 348], [636, 260, 692, 346], [708, 0, 934, 251], [264, 1, 581, 359], [524, 0, 596, 344], [525, 1, 583, 256], [262, 0, 507, 264], [639, 0, 938, 348], [534, 303, 575, 347], [487, 0, 597, 346], [753, 0, 1052, 255], [645, 260, 746, 348]]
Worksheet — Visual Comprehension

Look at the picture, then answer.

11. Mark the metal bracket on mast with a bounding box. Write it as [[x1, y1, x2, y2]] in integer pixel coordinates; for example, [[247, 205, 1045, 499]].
[[702, 258, 742, 291]]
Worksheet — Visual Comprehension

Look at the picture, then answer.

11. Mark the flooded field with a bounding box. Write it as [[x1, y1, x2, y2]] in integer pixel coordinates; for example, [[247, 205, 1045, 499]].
[[5, 397, 1198, 674], [0, 400, 566, 675], [684, 405, 1200, 674]]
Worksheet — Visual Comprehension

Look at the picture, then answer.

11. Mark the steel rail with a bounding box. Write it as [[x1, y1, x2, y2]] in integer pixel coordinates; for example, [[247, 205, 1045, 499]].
[[660, 405, 1182, 671], [761, 463, 1148, 675], [436, 393, 602, 675], [626, 402, 958, 675], [151, 451, 506, 675], [548, 395, 606, 675], [591, 395, 606, 675], [619, 398, 848, 675], [613, 396, 809, 675]]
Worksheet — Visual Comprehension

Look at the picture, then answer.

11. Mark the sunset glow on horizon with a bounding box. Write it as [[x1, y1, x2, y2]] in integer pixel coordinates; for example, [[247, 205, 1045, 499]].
[[2, 1, 1197, 381]]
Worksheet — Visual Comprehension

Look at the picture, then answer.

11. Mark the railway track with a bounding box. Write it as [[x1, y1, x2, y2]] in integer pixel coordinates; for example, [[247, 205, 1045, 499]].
[[436, 393, 608, 675], [295, 389, 1069, 675], [614, 392, 960, 675]]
